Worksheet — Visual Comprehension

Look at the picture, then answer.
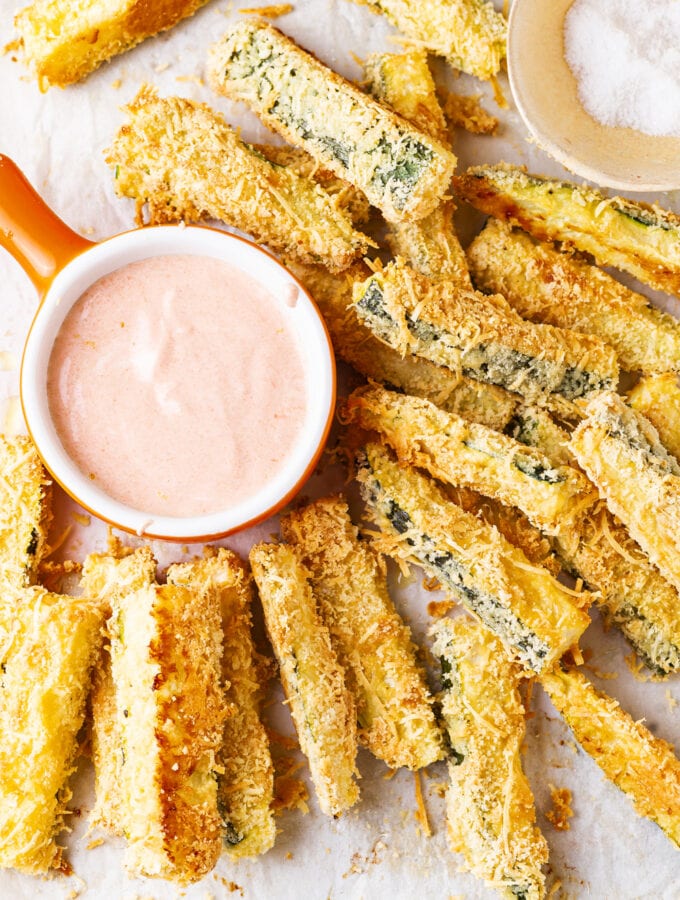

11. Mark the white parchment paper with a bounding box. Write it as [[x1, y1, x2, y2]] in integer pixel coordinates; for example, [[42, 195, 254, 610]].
[[1, 1, 679, 897]]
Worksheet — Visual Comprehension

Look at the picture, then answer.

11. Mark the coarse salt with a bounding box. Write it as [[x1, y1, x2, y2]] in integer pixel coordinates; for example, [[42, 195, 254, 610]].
[[564, 0, 680, 137]]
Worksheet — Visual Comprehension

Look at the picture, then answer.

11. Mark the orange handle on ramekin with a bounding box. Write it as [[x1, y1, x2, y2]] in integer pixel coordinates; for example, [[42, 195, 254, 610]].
[[0, 154, 94, 296]]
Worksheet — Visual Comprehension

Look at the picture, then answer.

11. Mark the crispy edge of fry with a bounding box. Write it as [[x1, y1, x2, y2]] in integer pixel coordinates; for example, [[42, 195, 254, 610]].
[[0, 586, 106, 873], [629, 373, 680, 461], [541, 666, 680, 848], [167, 548, 276, 859], [249, 541, 360, 816], [432, 617, 548, 900], [280, 495, 444, 770], [113, 582, 225, 883], [0, 434, 52, 589]]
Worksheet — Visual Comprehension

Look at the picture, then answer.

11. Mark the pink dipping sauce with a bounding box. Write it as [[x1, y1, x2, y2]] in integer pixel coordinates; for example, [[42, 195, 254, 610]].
[[47, 255, 308, 518]]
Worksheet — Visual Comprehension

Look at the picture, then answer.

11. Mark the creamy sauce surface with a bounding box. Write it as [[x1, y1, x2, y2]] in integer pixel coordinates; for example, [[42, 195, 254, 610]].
[[47, 255, 308, 517]]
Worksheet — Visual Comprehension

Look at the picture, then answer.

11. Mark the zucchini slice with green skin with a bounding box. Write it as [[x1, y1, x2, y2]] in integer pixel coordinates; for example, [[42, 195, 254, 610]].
[[288, 259, 520, 431], [352, 0, 507, 81], [467, 219, 680, 375], [541, 667, 680, 849], [353, 259, 619, 402], [629, 373, 680, 462], [455, 163, 680, 297], [356, 443, 591, 674], [281, 496, 444, 771], [570, 391, 680, 596], [509, 407, 680, 677], [249, 542, 360, 816], [106, 87, 373, 273], [432, 618, 548, 900], [167, 549, 275, 859], [363, 49, 470, 285], [208, 21, 456, 222], [345, 384, 596, 536]]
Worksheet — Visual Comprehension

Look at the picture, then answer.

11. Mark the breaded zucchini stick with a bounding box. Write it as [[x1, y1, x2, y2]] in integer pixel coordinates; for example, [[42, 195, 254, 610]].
[[208, 21, 456, 222], [541, 667, 680, 849], [508, 408, 680, 675], [356, 443, 591, 674], [363, 49, 448, 144], [249, 542, 360, 815], [432, 618, 548, 900], [106, 87, 372, 272], [81, 543, 157, 834], [345, 384, 595, 536], [364, 49, 470, 284], [446, 486, 560, 577], [0, 587, 105, 873], [353, 0, 507, 80], [14, 0, 210, 89], [254, 143, 371, 226], [353, 259, 619, 401], [110, 581, 225, 883], [280, 496, 444, 770], [468, 220, 680, 374], [455, 164, 680, 297], [288, 260, 520, 431], [167, 549, 275, 859], [0, 434, 52, 589], [629, 373, 680, 461], [570, 391, 680, 596]]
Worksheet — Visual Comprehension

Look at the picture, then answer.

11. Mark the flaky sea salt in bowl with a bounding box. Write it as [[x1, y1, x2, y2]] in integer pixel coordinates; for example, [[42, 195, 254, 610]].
[[507, 0, 680, 191]]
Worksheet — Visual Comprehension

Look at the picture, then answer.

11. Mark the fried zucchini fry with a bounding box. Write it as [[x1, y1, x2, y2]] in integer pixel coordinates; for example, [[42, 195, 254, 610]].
[[254, 143, 371, 226], [353, 0, 507, 80], [363, 49, 470, 284], [288, 260, 520, 431], [110, 581, 225, 883], [208, 21, 456, 222], [106, 86, 372, 272], [363, 48, 448, 143], [356, 443, 590, 674], [345, 384, 595, 536], [0, 587, 105, 873], [14, 0, 209, 88], [468, 220, 680, 374], [167, 549, 275, 859], [281, 496, 444, 770], [541, 667, 680, 849], [81, 544, 157, 835], [353, 259, 619, 402], [249, 542, 360, 815], [456, 164, 680, 297], [507, 407, 680, 675], [629, 373, 680, 461], [432, 618, 548, 900], [570, 391, 680, 596], [0, 434, 52, 589]]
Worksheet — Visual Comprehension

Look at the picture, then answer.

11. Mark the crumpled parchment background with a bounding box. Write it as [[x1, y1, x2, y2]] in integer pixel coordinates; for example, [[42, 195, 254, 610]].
[[1, 1, 680, 897]]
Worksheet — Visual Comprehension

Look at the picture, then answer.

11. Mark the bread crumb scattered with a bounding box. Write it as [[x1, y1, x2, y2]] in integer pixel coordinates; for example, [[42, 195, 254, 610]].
[[545, 785, 573, 831], [175, 74, 204, 86], [111, 78, 122, 89], [439, 88, 499, 135], [72, 512, 91, 527], [85, 837, 104, 850], [414, 770, 431, 838], [624, 652, 651, 682], [239, 3, 293, 16]]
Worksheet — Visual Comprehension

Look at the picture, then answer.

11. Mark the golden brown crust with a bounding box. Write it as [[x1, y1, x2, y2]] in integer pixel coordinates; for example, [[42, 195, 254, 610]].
[[167, 548, 276, 859], [541, 667, 680, 848], [249, 541, 360, 816], [106, 87, 372, 272], [432, 617, 548, 899], [15, 0, 211, 88], [281, 496, 444, 770], [629, 373, 680, 460], [0, 434, 52, 590], [0, 587, 106, 873]]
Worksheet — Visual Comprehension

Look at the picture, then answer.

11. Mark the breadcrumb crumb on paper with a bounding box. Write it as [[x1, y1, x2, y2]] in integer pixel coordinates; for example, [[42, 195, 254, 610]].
[[239, 4, 294, 16], [545, 785, 573, 831]]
